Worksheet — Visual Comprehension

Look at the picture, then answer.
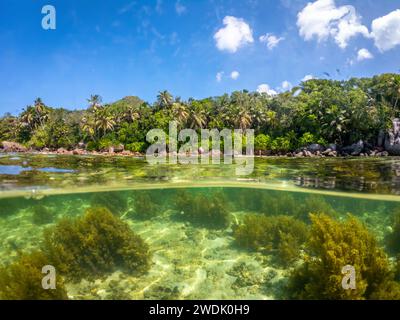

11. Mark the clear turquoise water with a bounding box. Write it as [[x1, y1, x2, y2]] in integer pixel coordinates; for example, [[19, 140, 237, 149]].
[[0, 154, 400, 299]]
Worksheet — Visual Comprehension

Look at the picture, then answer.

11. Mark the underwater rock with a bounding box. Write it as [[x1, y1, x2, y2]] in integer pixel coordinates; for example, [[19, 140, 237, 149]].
[[42, 207, 151, 281]]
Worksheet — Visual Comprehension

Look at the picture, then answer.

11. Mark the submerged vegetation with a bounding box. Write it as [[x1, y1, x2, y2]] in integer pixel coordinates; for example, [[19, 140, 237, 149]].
[[1, 74, 400, 153], [0, 251, 68, 300], [42, 207, 151, 281], [1, 187, 400, 299], [90, 192, 128, 216], [174, 191, 231, 229], [288, 213, 400, 300], [233, 214, 309, 266]]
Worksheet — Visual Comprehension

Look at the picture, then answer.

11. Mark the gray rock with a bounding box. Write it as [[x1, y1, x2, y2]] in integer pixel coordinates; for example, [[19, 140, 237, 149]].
[[306, 143, 324, 153], [385, 119, 400, 155], [341, 140, 364, 156]]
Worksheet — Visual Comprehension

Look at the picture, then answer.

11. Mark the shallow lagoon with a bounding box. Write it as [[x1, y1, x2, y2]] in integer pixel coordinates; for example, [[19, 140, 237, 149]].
[[1, 154, 400, 300]]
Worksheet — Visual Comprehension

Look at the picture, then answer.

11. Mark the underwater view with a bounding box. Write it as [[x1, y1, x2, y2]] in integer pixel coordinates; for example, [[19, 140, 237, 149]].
[[2, 0, 400, 305], [1, 154, 400, 300]]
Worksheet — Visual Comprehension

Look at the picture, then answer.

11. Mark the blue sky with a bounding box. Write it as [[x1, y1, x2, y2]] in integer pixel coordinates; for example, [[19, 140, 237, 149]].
[[1, 0, 400, 114]]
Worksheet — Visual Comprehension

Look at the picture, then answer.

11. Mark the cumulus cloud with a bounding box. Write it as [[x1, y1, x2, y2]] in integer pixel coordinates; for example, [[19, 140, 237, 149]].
[[357, 48, 373, 61], [231, 71, 240, 80], [281, 80, 292, 91], [214, 16, 254, 53], [297, 0, 370, 49], [371, 9, 400, 52], [259, 33, 284, 50], [257, 84, 277, 96], [175, 1, 187, 15], [216, 72, 224, 82], [302, 74, 314, 82]]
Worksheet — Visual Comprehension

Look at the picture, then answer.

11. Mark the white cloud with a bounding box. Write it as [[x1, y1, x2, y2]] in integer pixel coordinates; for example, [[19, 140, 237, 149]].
[[257, 84, 278, 96], [371, 9, 400, 52], [175, 1, 187, 15], [214, 16, 254, 53], [231, 71, 240, 80], [302, 74, 314, 82], [297, 0, 370, 49], [216, 72, 224, 82], [259, 33, 284, 50], [357, 48, 373, 61], [281, 81, 292, 91]]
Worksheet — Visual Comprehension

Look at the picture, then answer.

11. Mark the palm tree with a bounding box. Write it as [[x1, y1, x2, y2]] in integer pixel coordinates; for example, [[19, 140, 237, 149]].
[[235, 108, 252, 130], [94, 108, 115, 137], [80, 116, 95, 141], [157, 90, 173, 109], [172, 102, 189, 127], [87, 94, 102, 111]]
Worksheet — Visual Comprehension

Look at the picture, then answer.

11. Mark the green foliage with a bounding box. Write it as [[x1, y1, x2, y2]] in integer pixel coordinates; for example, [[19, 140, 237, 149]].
[[42, 207, 151, 281], [298, 132, 316, 147], [233, 214, 309, 266], [1, 73, 399, 152], [127, 142, 146, 152], [271, 136, 292, 153], [0, 251, 68, 300], [288, 213, 398, 300], [254, 134, 271, 151], [32, 205, 54, 225], [174, 191, 230, 229]]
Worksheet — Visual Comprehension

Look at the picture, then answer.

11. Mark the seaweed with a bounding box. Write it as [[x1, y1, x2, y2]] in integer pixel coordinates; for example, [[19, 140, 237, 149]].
[[42, 207, 151, 281], [385, 212, 400, 255], [233, 214, 309, 266], [133, 191, 159, 220], [90, 191, 128, 216], [32, 205, 54, 225], [0, 251, 68, 300], [287, 213, 399, 300], [174, 191, 230, 229]]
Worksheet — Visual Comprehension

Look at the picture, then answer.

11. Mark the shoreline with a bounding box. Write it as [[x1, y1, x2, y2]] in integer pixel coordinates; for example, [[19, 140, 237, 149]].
[[0, 148, 396, 159]]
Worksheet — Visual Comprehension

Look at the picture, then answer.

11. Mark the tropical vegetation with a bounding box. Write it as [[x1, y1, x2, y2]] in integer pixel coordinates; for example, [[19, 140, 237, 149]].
[[1, 73, 399, 153]]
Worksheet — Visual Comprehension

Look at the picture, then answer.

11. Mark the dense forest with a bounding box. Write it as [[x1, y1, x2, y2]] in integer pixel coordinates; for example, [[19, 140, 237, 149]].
[[1, 73, 400, 154]]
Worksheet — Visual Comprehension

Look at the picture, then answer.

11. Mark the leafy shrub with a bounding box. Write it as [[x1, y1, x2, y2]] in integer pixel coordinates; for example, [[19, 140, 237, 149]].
[[271, 137, 291, 153], [254, 134, 271, 152], [127, 142, 146, 153]]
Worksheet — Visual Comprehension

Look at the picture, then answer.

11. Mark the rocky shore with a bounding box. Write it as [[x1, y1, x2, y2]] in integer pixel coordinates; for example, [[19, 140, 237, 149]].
[[0, 139, 396, 158]]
